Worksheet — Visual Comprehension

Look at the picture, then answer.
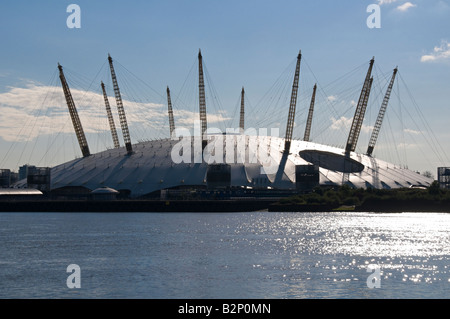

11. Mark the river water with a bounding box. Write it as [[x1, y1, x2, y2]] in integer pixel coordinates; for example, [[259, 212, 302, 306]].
[[0, 211, 448, 299]]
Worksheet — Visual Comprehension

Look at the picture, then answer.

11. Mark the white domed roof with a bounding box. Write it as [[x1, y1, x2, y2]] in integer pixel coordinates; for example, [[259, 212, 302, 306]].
[[50, 134, 433, 198], [91, 186, 119, 194]]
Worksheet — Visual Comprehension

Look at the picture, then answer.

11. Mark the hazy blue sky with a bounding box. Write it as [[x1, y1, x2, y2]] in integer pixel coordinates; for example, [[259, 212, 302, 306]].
[[0, 0, 449, 175]]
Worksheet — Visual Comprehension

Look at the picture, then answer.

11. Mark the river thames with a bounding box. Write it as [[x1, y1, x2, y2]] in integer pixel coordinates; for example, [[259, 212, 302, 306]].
[[0, 211, 448, 298]]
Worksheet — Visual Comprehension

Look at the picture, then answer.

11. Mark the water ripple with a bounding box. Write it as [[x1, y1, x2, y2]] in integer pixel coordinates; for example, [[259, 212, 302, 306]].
[[0, 212, 448, 298]]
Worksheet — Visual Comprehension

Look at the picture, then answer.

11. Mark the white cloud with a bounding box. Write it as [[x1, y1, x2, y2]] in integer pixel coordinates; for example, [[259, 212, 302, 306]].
[[327, 95, 338, 102], [404, 128, 421, 135], [396, 2, 417, 11], [378, 0, 399, 5], [420, 40, 450, 63], [0, 83, 231, 143], [331, 116, 352, 131], [330, 116, 373, 134], [0, 83, 169, 142], [175, 110, 231, 126]]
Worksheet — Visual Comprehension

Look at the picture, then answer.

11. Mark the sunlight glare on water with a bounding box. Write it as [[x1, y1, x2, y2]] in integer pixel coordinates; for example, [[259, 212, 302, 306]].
[[243, 212, 450, 257], [0, 212, 448, 298]]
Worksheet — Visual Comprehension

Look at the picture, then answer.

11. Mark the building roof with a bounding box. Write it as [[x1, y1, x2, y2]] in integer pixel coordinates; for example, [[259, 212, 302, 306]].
[[50, 135, 433, 198], [0, 188, 43, 196], [91, 186, 119, 194]]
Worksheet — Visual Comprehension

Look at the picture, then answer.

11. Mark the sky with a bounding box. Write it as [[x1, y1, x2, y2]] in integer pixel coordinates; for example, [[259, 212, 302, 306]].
[[0, 0, 449, 176]]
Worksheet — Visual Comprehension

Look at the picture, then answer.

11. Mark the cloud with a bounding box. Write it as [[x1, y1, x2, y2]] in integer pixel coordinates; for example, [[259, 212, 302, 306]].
[[331, 116, 352, 131], [330, 116, 373, 134], [327, 95, 338, 102], [420, 40, 450, 63], [396, 2, 417, 11], [404, 128, 421, 135], [175, 109, 231, 126], [378, 0, 399, 5], [0, 83, 203, 142], [0, 83, 231, 143]]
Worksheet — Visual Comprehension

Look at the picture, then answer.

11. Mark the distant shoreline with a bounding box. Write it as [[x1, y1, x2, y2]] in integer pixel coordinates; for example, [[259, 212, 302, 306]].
[[269, 182, 450, 213], [0, 197, 449, 213], [0, 199, 276, 213]]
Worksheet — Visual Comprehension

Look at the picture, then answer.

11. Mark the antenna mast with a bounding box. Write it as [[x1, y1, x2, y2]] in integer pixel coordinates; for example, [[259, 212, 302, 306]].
[[284, 50, 302, 153], [352, 76, 373, 151], [303, 83, 317, 142], [101, 81, 120, 149], [166, 86, 176, 137], [58, 63, 90, 157], [367, 67, 398, 156], [239, 87, 245, 132], [108, 54, 133, 154], [198, 50, 208, 149], [345, 57, 375, 153]]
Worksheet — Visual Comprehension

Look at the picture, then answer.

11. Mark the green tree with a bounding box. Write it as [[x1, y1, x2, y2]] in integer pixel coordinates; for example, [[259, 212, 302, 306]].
[[428, 180, 441, 196]]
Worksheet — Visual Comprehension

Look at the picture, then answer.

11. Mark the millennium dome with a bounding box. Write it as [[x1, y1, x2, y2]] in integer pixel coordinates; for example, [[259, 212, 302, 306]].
[[46, 51, 433, 198], [50, 135, 433, 198]]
